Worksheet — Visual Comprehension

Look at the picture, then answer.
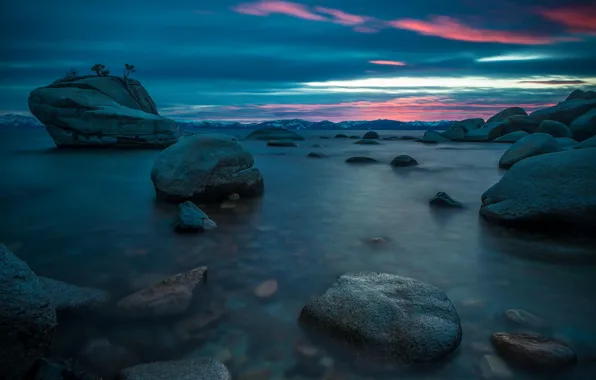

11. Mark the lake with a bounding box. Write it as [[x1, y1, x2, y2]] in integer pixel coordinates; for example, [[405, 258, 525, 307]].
[[1, 127, 595, 380]]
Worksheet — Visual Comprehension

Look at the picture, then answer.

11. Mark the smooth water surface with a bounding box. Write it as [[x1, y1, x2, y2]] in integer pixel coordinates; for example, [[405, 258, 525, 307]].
[[1, 128, 596, 379]]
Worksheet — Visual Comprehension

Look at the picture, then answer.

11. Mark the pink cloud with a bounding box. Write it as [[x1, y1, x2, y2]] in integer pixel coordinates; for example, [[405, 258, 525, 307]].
[[232, 1, 326, 21], [388, 16, 576, 45], [538, 6, 596, 35], [313, 6, 366, 26], [369, 60, 406, 66]]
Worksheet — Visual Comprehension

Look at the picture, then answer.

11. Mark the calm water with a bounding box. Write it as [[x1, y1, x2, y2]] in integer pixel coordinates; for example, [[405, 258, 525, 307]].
[[1, 127, 596, 379]]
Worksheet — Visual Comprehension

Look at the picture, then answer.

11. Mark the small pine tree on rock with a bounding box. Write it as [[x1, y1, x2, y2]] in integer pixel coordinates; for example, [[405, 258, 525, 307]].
[[124, 64, 136, 80], [91, 64, 106, 76], [100, 69, 110, 76]]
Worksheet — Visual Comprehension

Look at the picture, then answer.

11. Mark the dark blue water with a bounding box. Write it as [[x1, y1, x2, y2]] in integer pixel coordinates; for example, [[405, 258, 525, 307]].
[[1, 127, 595, 379]]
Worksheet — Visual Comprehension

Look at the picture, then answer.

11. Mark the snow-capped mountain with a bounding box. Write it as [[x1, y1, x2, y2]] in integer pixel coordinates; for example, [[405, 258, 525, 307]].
[[0, 114, 42, 128]]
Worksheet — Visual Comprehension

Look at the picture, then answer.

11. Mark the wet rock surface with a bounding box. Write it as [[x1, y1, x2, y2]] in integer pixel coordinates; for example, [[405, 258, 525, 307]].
[[429, 192, 463, 208], [173, 201, 217, 232], [498, 133, 559, 169], [491, 333, 577, 371]]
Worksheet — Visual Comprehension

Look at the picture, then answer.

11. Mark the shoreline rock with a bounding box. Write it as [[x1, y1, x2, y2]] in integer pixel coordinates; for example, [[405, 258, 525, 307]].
[[173, 201, 217, 232]]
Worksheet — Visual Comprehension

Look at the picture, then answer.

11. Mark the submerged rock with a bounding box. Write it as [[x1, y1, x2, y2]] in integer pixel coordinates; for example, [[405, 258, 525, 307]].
[[345, 156, 378, 163], [504, 309, 544, 329], [151, 134, 264, 203], [173, 201, 216, 232], [349, 135, 360, 139], [569, 108, 596, 141], [493, 131, 529, 143], [299, 273, 462, 362], [498, 133, 559, 169], [267, 140, 298, 147], [362, 131, 380, 139], [38, 277, 109, 313], [245, 127, 304, 141], [28, 76, 179, 148], [536, 120, 572, 138], [116, 266, 207, 318], [0, 244, 56, 379], [491, 333, 576, 371], [334, 134, 348, 139], [119, 358, 230, 380], [307, 152, 327, 158], [487, 107, 527, 123], [422, 130, 451, 143], [429, 192, 463, 208], [354, 139, 380, 145], [481, 149, 596, 231], [390, 155, 418, 167]]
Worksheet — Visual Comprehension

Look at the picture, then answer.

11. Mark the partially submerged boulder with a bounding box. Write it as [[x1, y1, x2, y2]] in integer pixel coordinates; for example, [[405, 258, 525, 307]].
[[245, 128, 304, 141], [354, 139, 380, 145], [493, 131, 529, 143], [481, 148, 596, 231], [38, 277, 110, 313], [116, 266, 207, 318], [267, 140, 298, 147], [151, 134, 264, 203], [119, 358, 230, 380], [346, 157, 378, 163], [362, 131, 380, 139], [429, 192, 463, 208], [536, 120, 572, 138], [498, 133, 559, 169], [440, 127, 465, 141], [173, 201, 217, 232], [501, 115, 540, 134], [28, 76, 179, 147], [299, 273, 462, 362], [390, 155, 418, 167], [569, 108, 596, 141], [487, 107, 527, 123], [0, 244, 57, 379]]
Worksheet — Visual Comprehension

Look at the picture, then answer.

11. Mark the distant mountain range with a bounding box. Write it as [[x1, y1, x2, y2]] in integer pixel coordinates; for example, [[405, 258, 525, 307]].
[[0, 114, 454, 131]]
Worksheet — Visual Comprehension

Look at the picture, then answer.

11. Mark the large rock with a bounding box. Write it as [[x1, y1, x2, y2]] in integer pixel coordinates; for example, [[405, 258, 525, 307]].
[[493, 131, 529, 143], [451, 118, 485, 132], [566, 89, 596, 101], [487, 107, 527, 123], [501, 115, 541, 134], [119, 358, 230, 380], [390, 155, 418, 167], [530, 98, 596, 126], [299, 272, 462, 362], [116, 266, 207, 318], [362, 131, 380, 139], [481, 148, 596, 230], [151, 134, 264, 203], [245, 127, 304, 141], [0, 244, 57, 379], [28, 75, 179, 147], [422, 130, 451, 143], [38, 277, 110, 313], [498, 133, 559, 169], [491, 333, 576, 371], [555, 137, 579, 150], [440, 127, 465, 141], [569, 108, 596, 141], [464, 122, 504, 142], [574, 135, 596, 149], [536, 120, 572, 138]]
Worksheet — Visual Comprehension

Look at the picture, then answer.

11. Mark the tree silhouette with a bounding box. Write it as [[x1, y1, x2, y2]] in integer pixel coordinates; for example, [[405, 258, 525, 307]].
[[100, 69, 110, 76], [91, 64, 106, 76], [65, 68, 78, 80], [124, 64, 136, 80]]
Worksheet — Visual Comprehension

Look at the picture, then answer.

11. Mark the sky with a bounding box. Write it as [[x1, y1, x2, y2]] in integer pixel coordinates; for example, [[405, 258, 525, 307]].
[[1, 0, 596, 122]]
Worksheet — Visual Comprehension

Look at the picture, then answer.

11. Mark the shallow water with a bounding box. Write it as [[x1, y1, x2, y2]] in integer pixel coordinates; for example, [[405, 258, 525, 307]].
[[1, 127, 596, 379]]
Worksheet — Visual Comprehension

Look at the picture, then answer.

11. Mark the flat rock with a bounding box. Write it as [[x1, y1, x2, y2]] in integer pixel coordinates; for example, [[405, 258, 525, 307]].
[[536, 120, 572, 138], [498, 133, 559, 169], [493, 131, 529, 143], [422, 130, 451, 143], [390, 155, 418, 167], [299, 272, 462, 362], [481, 148, 596, 231], [569, 107, 596, 141], [429, 192, 463, 208], [346, 156, 379, 163], [151, 134, 264, 203], [267, 140, 298, 147], [362, 131, 380, 139], [173, 201, 217, 232], [487, 107, 527, 123], [119, 358, 230, 380], [354, 139, 380, 145], [491, 333, 576, 371], [38, 277, 110, 313], [0, 244, 56, 379], [245, 128, 304, 141], [116, 266, 207, 318]]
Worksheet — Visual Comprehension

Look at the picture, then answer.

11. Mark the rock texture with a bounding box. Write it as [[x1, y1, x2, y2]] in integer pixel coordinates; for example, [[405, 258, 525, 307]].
[[245, 128, 304, 141], [498, 133, 559, 169], [28, 75, 179, 147], [0, 244, 57, 380], [119, 358, 230, 380], [491, 333, 576, 371], [299, 272, 462, 362], [173, 201, 217, 232], [116, 266, 207, 318], [487, 107, 527, 123], [493, 131, 529, 143], [481, 148, 596, 231], [38, 276, 110, 313], [536, 120, 572, 138], [151, 134, 264, 203]]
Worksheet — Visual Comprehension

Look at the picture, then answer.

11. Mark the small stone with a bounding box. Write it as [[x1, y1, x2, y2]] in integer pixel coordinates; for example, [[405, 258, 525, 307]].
[[312, 144, 324, 148], [267, 140, 298, 147], [429, 192, 463, 208], [254, 279, 278, 298], [353, 139, 380, 145], [367, 237, 387, 245], [480, 354, 513, 378]]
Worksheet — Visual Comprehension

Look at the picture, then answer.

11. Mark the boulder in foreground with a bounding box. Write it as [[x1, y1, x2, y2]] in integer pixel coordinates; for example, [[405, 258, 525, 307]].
[[28, 75, 179, 148], [299, 272, 462, 362], [245, 127, 304, 141], [536, 120, 572, 138], [119, 358, 230, 380], [498, 133, 559, 169], [0, 244, 57, 380], [173, 201, 217, 232], [491, 333, 576, 372], [481, 148, 596, 231], [151, 134, 264, 203]]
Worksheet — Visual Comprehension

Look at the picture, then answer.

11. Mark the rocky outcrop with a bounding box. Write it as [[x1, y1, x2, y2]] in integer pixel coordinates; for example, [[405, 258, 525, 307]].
[[119, 358, 230, 380], [565, 89, 596, 101], [362, 131, 380, 139], [481, 148, 596, 231], [530, 98, 596, 126], [116, 266, 207, 318], [498, 133, 559, 169], [38, 277, 110, 313], [569, 108, 596, 141], [536, 120, 572, 138], [390, 155, 418, 167], [299, 273, 462, 362], [493, 131, 529, 143], [464, 122, 505, 142], [28, 76, 179, 147], [491, 333, 576, 371], [151, 134, 264, 203], [245, 127, 304, 141], [0, 244, 57, 379], [173, 201, 217, 232], [451, 118, 485, 132], [487, 107, 527, 123]]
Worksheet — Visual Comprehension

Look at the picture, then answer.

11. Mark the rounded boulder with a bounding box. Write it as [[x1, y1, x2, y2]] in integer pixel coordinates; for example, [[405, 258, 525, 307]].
[[498, 133, 559, 169]]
